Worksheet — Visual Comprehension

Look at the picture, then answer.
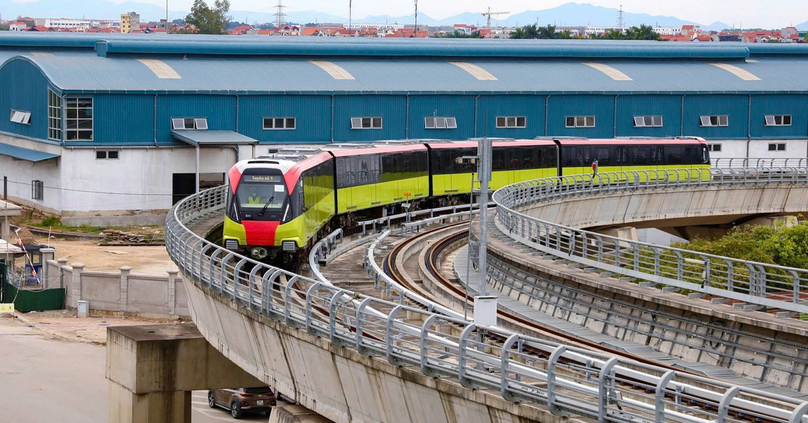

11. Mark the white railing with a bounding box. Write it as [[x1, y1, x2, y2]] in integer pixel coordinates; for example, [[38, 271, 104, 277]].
[[166, 182, 808, 423], [493, 167, 808, 314]]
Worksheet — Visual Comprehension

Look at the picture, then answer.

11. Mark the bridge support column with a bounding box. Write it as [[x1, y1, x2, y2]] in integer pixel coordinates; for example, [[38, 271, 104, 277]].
[[106, 324, 263, 423]]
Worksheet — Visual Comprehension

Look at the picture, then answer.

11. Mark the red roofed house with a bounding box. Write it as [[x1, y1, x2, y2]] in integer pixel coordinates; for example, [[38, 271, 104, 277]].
[[658, 34, 673, 41], [781, 26, 800, 41], [274, 25, 299, 36], [27, 26, 52, 32], [9, 21, 27, 31], [694, 34, 714, 42], [680, 25, 696, 37], [385, 28, 428, 38], [669, 34, 692, 42]]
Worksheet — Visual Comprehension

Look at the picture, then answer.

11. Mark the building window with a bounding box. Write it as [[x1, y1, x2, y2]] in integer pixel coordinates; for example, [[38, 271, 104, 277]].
[[171, 117, 208, 130], [350, 117, 382, 129], [699, 115, 728, 127], [764, 115, 792, 127], [424, 117, 457, 129], [9, 109, 31, 125], [565, 116, 595, 128], [66, 97, 93, 141], [96, 150, 120, 160], [708, 144, 722, 152], [32, 180, 44, 201], [633, 115, 663, 128], [496, 116, 526, 129], [48, 89, 61, 141], [768, 143, 786, 151], [263, 117, 296, 130]]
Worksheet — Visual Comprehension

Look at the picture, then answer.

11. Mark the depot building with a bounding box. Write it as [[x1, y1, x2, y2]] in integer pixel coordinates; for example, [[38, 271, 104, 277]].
[[1, 33, 807, 225]]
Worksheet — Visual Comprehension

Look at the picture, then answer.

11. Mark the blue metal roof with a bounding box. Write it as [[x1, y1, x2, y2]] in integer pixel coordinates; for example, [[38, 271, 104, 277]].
[[6, 51, 807, 95], [0, 142, 60, 162], [172, 130, 257, 146], [1, 34, 808, 95]]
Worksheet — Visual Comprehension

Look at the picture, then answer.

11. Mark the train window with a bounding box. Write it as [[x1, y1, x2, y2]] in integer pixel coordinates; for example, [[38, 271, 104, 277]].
[[614, 146, 628, 164], [700, 115, 729, 127], [765, 115, 792, 126], [666, 146, 683, 165], [632, 147, 649, 165], [595, 147, 611, 166]]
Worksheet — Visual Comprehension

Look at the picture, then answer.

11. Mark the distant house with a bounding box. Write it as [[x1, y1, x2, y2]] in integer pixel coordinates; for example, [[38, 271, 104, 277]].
[[27, 26, 52, 32], [9, 22, 28, 32], [694, 35, 714, 42], [680, 25, 697, 37], [669, 34, 693, 42]]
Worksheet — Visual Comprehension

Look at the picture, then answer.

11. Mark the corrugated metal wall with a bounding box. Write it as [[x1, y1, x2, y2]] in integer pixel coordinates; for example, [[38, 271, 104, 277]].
[[93, 94, 154, 145], [476, 95, 546, 139], [547, 95, 615, 138], [750, 94, 808, 139], [408, 95, 475, 140], [615, 95, 682, 138], [683, 95, 749, 139], [0, 59, 50, 140], [156, 95, 237, 145], [239, 95, 331, 143], [333, 95, 406, 142]]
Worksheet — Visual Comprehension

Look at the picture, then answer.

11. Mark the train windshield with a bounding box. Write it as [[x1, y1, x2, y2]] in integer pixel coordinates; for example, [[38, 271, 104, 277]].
[[237, 179, 287, 210]]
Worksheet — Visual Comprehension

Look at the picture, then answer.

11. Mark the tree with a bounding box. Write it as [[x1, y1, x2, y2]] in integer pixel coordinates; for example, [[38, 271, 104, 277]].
[[510, 24, 570, 39], [591, 25, 660, 41], [185, 0, 231, 34], [434, 30, 482, 38]]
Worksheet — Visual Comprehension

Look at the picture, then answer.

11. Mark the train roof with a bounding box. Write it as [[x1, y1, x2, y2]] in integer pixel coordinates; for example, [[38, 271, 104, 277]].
[[558, 138, 706, 146], [326, 143, 428, 157], [426, 139, 557, 150]]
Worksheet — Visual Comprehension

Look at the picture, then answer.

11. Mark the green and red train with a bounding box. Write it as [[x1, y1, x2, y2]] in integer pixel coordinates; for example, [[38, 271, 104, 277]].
[[223, 138, 710, 262]]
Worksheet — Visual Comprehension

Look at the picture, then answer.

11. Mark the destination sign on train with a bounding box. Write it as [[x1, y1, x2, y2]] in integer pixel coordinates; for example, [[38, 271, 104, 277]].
[[243, 175, 283, 183]]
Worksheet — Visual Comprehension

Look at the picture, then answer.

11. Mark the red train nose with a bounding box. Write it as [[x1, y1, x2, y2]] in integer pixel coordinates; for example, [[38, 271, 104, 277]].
[[242, 221, 280, 246]]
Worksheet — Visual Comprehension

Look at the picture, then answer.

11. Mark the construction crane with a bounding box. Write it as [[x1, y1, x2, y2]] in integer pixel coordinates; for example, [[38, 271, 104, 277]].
[[481, 6, 509, 28]]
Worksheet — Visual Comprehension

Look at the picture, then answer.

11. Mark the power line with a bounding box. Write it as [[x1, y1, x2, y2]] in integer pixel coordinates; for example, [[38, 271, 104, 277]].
[[3, 179, 173, 197]]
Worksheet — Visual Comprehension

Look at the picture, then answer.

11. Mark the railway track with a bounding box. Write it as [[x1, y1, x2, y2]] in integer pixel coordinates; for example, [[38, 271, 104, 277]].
[[380, 224, 797, 423]]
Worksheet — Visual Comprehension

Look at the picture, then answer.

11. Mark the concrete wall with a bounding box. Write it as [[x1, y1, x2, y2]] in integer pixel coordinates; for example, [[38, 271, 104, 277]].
[[49, 259, 189, 318], [181, 277, 570, 423], [523, 184, 808, 231]]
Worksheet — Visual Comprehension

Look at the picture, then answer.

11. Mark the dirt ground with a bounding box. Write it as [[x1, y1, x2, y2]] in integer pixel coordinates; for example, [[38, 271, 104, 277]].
[[37, 237, 177, 276], [17, 309, 187, 344]]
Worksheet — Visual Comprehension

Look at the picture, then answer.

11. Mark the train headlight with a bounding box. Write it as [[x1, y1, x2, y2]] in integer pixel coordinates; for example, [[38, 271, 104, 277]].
[[251, 247, 268, 260], [282, 241, 297, 252]]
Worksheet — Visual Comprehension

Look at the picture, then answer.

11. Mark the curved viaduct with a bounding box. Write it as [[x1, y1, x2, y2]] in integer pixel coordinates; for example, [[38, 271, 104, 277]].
[[166, 167, 808, 423]]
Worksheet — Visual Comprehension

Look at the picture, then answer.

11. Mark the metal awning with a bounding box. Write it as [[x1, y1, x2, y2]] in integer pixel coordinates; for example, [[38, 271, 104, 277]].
[[0, 142, 60, 162], [171, 130, 257, 147]]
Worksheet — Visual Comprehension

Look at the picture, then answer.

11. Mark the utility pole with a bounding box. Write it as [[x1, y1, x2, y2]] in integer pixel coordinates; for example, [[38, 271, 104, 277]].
[[348, 0, 352, 36], [414, 0, 418, 37], [474, 137, 497, 327]]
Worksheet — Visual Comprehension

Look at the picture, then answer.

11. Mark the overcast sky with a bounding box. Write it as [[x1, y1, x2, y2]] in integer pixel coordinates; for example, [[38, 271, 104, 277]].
[[104, 0, 807, 28]]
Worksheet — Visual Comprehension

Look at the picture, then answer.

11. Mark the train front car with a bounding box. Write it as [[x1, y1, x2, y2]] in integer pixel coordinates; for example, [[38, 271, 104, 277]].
[[223, 153, 335, 263]]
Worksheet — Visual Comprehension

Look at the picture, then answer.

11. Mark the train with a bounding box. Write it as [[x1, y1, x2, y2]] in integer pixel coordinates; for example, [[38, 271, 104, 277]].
[[223, 138, 710, 262]]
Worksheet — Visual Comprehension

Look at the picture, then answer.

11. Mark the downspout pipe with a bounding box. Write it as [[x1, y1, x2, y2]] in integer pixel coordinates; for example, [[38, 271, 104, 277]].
[[153, 94, 158, 147], [680, 95, 685, 137], [330, 95, 335, 143], [473, 95, 479, 138], [613, 95, 618, 138], [405, 94, 410, 140], [544, 95, 550, 137], [60, 92, 66, 147], [746, 94, 752, 161]]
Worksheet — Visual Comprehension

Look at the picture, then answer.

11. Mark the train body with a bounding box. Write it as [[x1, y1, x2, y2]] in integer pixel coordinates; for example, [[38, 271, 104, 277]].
[[223, 138, 710, 261]]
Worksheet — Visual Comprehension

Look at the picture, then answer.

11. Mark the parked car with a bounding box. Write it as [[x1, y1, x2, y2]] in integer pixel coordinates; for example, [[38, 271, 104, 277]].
[[208, 386, 276, 419]]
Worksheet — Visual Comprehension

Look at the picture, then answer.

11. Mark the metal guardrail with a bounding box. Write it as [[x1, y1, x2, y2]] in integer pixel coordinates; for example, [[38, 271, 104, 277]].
[[493, 167, 808, 315], [713, 158, 808, 169], [166, 183, 808, 423]]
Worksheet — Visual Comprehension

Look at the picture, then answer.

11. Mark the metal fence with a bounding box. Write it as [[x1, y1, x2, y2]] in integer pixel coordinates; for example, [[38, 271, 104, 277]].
[[493, 167, 808, 315], [166, 184, 808, 423], [712, 158, 808, 169]]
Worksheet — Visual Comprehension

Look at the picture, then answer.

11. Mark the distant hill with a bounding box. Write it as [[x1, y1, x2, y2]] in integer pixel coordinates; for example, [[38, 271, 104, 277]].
[[0, 0, 774, 31], [796, 21, 808, 31]]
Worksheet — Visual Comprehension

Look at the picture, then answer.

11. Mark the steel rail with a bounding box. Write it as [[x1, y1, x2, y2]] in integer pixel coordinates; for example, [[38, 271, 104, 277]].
[[493, 167, 808, 314], [166, 181, 808, 423]]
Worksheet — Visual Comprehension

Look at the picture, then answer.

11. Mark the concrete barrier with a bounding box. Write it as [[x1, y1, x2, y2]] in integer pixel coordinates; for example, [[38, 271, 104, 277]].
[[46, 259, 189, 318]]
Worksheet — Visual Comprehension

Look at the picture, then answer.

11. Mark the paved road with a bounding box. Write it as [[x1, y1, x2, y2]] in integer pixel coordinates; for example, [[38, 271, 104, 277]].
[[0, 317, 268, 422]]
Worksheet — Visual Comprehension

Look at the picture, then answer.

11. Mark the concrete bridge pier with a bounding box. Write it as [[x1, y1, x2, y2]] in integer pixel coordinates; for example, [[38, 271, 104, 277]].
[[105, 324, 265, 423]]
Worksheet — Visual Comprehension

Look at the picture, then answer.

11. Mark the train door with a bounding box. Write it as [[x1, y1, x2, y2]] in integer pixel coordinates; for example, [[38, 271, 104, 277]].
[[335, 157, 352, 213]]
